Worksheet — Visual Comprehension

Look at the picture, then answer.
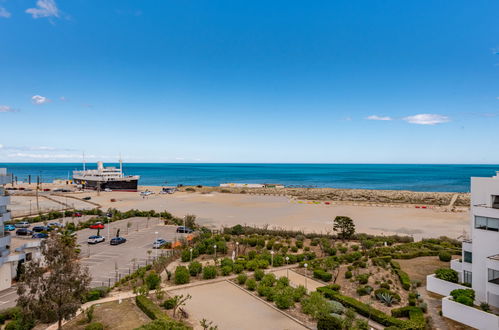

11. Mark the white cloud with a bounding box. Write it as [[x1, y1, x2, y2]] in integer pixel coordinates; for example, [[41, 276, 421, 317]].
[[0, 7, 11, 18], [7, 153, 81, 159], [0, 144, 3, 149], [0, 105, 17, 113], [366, 115, 393, 121], [403, 114, 450, 125], [25, 0, 60, 19], [31, 95, 51, 105]]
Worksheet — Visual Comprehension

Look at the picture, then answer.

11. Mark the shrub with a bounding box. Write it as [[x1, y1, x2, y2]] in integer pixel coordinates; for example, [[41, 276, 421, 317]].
[[380, 282, 390, 290], [237, 273, 248, 285], [257, 283, 272, 297], [356, 285, 372, 296], [136, 295, 167, 320], [254, 269, 265, 281], [233, 263, 244, 274], [274, 289, 295, 309], [313, 269, 332, 282], [374, 288, 401, 302], [301, 291, 333, 319], [246, 278, 257, 291], [345, 271, 352, 279], [261, 273, 276, 287], [317, 315, 343, 330], [162, 298, 175, 309], [278, 276, 290, 286], [356, 274, 370, 284], [174, 266, 190, 285], [221, 265, 232, 276], [450, 288, 475, 306], [85, 323, 104, 330], [292, 285, 307, 302], [0, 307, 21, 325], [435, 268, 459, 283], [135, 319, 190, 330], [220, 258, 233, 268], [203, 266, 217, 279], [438, 251, 452, 262], [329, 300, 345, 314], [85, 287, 109, 302], [188, 261, 202, 276], [295, 240, 304, 249], [394, 269, 411, 290], [145, 271, 161, 290]]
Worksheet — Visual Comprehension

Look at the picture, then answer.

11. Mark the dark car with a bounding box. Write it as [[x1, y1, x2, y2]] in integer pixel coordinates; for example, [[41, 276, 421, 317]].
[[176, 226, 193, 234], [82, 197, 91, 201], [32, 232, 48, 239], [110, 237, 126, 245], [16, 228, 33, 236], [32, 226, 52, 232]]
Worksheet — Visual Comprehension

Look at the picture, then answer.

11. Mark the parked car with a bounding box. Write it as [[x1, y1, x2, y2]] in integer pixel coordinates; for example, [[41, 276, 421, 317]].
[[73, 212, 83, 217], [153, 239, 169, 249], [16, 228, 33, 236], [89, 222, 104, 229], [32, 232, 48, 239], [15, 221, 30, 228], [104, 188, 112, 192], [32, 226, 52, 232], [82, 197, 91, 201], [110, 237, 126, 245], [4, 224, 15, 231], [88, 235, 105, 244], [48, 222, 63, 228], [176, 226, 193, 234]]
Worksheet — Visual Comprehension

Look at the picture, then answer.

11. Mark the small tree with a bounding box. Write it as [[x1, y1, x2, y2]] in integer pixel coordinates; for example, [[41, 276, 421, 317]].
[[171, 294, 191, 318], [333, 216, 355, 240], [200, 319, 218, 330], [17, 233, 91, 329]]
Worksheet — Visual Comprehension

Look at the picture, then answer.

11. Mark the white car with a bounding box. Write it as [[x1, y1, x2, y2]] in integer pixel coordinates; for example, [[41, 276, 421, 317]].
[[140, 190, 153, 197], [87, 235, 105, 244], [104, 188, 112, 192], [153, 238, 169, 249]]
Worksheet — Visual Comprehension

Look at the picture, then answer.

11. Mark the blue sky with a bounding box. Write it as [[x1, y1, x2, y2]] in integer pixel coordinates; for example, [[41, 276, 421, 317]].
[[1, 0, 498, 163]]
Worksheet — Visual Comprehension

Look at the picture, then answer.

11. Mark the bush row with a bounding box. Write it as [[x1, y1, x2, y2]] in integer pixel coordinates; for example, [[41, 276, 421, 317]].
[[135, 295, 168, 320], [317, 287, 425, 329]]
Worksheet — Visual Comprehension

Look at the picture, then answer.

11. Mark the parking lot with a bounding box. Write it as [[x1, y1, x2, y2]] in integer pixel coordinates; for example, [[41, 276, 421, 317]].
[[75, 217, 181, 287], [1, 216, 188, 309]]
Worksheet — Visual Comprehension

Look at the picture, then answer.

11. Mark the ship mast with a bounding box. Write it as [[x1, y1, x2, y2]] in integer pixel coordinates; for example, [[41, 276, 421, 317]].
[[82, 152, 86, 171], [119, 154, 123, 173]]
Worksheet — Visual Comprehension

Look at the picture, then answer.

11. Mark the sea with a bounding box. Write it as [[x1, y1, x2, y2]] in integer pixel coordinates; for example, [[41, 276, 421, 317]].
[[1, 163, 499, 193]]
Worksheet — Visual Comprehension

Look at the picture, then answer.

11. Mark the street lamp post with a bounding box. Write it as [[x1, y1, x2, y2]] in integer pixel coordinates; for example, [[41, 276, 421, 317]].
[[214, 245, 217, 264], [190, 248, 193, 262], [304, 263, 308, 292], [285, 256, 289, 278], [235, 241, 239, 257], [154, 231, 158, 259], [270, 250, 275, 267]]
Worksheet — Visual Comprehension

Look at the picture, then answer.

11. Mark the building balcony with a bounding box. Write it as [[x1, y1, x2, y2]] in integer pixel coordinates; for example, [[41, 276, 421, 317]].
[[0, 175, 9, 186], [0, 211, 11, 222], [488, 255, 499, 271], [0, 233, 11, 250], [0, 195, 10, 206]]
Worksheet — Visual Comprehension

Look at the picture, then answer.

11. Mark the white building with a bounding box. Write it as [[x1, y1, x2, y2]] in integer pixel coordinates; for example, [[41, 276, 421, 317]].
[[427, 171, 499, 329], [0, 168, 13, 291]]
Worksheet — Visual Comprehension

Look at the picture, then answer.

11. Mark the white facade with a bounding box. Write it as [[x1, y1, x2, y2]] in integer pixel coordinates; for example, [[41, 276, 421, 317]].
[[427, 172, 499, 329], [0, 168, 13, 291], [466, 173, 499, 307]]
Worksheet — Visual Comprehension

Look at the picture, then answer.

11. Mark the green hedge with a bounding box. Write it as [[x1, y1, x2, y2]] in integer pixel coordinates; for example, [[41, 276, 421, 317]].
[[395, 269, 411, 290], [134, 319, 191, 330], [0, 307, 21, 324], [136, 295, 168, 320], [317, 287, 425, 329], [313, 269, 332, 282]]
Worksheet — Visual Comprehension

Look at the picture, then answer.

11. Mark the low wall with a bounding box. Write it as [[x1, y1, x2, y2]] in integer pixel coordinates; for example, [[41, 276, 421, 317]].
[[442, 296, 499, 330], [426, 274, 468, 297]]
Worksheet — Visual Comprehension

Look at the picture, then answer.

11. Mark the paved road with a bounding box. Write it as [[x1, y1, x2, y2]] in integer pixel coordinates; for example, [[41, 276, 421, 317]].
[[1, 216, 187, 309]]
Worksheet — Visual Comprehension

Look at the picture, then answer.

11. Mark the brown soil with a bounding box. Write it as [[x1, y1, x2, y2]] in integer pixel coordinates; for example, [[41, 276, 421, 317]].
[[62, 299, 150, 330], [397, 256, 450, 285]]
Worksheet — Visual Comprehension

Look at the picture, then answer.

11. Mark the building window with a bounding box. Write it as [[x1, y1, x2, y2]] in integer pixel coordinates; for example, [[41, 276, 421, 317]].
[[463, 270, 472, 284], [492, 195, 499, 209], [488, 269, 499, 285], [475, 216, 499, 232], [464, 251, 472, 263]]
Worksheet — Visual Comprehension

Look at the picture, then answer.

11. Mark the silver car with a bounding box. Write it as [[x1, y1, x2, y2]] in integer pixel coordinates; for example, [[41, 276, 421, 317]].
[[153, 239, 168, 249], [15, 221, 30, 228]]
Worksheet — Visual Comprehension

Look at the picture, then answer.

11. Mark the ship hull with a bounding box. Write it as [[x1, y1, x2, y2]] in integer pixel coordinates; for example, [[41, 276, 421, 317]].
[[73, 178, 138, 191]]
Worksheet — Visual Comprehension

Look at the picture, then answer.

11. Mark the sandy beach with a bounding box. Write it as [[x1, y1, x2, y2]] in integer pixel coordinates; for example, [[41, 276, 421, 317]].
[[7, 184, 470, 240]]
